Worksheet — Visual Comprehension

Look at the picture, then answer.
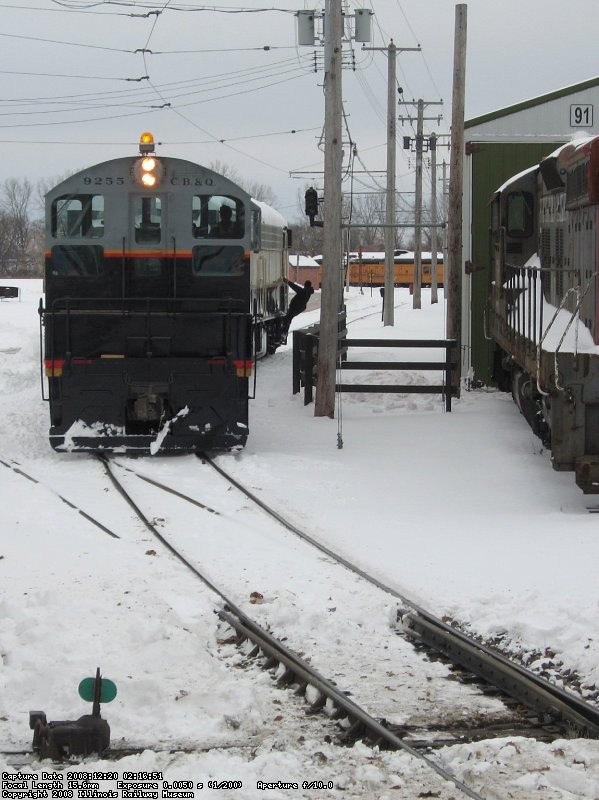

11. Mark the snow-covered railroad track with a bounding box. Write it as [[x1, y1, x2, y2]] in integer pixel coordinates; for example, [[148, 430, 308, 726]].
[[201, 454, 599, 742], [98, 455, 494, 800], [100, 455, 599, 742], [4, 449, 599, 756], [0, 456, 120, 538], [4, 450, 593, 797]]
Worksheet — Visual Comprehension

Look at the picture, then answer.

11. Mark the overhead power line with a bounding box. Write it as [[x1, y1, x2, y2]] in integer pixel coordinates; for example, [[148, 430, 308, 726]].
[[0, 30, 293, 55], [0, 68, 144, 82], [0, 125, 321, 147], [0, 60, 310, 108], [49, 1, 302, 13], [0, 70, 311, 126]]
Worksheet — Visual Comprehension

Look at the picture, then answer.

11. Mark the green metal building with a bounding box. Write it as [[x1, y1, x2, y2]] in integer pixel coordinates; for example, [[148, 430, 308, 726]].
[[463, 77, 599, 384]]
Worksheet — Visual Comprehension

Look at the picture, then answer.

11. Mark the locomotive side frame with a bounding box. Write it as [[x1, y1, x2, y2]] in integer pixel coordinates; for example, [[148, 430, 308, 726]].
[[40, 137, 289, 454], [489, 137, 599, 493]]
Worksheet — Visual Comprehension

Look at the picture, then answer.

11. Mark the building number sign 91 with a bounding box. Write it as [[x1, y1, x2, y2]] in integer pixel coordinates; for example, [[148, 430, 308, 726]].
[[570, 104, 593, 127]]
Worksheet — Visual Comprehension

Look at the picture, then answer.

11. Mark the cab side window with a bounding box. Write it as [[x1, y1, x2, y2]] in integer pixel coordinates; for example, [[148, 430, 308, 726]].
[[192, 195, 244, 239]]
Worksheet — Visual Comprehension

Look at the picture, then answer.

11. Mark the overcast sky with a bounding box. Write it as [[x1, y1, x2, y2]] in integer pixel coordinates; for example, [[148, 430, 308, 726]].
[[1, 0, 598, 221]]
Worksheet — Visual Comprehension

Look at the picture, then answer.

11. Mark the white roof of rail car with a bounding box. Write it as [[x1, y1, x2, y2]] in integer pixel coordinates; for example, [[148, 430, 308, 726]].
[[252, 198, 288, 228], [494, 134, 598, 195], [349, 250, 443, 262], [494, 164, 538, 195], [546, 133, 595, 158]]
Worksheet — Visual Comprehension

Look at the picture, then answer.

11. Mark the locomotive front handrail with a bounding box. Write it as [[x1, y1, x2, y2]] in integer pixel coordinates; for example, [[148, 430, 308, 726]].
[[495, 261, 579, 362], [47, 295, 247, 313], [535, 273, 597, 395], [43, 295, 250, 368], [37, 298, 48, 402]]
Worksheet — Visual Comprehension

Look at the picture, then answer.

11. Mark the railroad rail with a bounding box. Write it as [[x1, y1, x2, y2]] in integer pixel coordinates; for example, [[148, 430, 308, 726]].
[[98, 454, 483, 800], [5, 451, 599, 744], [5, 452, 599, 798], [0, 456, 120, 538], [107, 452, 599, 743], [203, 453, 599, 739]]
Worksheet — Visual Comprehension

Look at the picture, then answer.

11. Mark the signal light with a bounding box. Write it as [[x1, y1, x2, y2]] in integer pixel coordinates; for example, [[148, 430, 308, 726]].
[[305, 187, 318, 217], [304, 186, 323, 228], [134, 155, 164, 188]]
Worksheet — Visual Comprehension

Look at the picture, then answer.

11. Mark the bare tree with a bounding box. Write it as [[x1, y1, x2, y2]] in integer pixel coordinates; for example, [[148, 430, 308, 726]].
[[350, 192, 385, 249], [28, 218, 44, 274], [244, 180, 277, 205], [4, 178, 32, 253], [0, 178, 38, 275], [36, 172, 73, 216], [290, 217, 324, 257], [208, 160, 241, 183], [208, 161, 276, 204], [0, 212, 14, 270]]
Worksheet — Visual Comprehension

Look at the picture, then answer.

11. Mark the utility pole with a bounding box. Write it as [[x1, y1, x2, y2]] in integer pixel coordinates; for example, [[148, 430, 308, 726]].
[[447, 4, 467, 395], [363, 42, 419, 326], [314, 0, 343, 418], [383, 40, 397, 326], [430, 132, 438, 304], [401, 100, 443, 310], [442, 159, 449, 268], [413, 99, 424, 310], [296, 4, 372, 420]]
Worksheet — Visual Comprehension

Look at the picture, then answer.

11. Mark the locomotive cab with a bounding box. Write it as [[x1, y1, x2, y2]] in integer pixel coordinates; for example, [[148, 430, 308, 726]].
[[491, 167, 537, 288]]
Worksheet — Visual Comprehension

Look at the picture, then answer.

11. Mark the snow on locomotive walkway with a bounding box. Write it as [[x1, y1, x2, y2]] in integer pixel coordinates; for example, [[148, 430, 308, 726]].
[[0, 279, 598, 799]]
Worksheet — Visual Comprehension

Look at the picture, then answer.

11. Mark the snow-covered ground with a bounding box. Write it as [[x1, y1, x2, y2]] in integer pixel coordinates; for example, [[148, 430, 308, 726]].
[[1, 280, 598, 799]]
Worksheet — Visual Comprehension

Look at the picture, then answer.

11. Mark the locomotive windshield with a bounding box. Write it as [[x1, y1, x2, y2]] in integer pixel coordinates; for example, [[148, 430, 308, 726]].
[[506, 191, 534, 238], [134, 196, 162, 244], [52, 194, 104, 239]]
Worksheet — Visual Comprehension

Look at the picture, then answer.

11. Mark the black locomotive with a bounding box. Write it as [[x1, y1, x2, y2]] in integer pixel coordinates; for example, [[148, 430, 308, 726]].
[[39, 133, 289, 453], [489, 135, 599, 492]]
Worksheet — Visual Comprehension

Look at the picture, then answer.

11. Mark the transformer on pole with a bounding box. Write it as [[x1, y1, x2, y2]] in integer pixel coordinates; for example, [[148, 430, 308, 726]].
[[295, 3, 374, 419]]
